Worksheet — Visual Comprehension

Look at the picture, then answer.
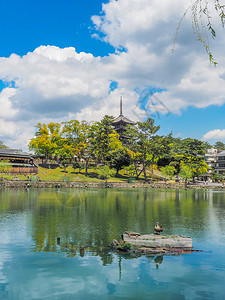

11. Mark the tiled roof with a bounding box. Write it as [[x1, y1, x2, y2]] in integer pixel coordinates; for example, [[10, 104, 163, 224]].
[[0, 149, 33, 158], [112, 114, 136, 125]]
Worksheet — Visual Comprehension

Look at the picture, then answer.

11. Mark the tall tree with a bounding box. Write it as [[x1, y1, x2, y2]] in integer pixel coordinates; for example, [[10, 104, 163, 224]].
[[161, 165, 176, 181], [79, 122, 96, 176], [93, 115, 119, 162], [109, 148, 131, 176], [170, 138, 208, 179], [214, 141, 225, 150], [61, 120, 90, 161], [97, 165, 114, 183], [179, 163, 193, 187], [29, 122, 61, 163], [126, 117, 161, 180]]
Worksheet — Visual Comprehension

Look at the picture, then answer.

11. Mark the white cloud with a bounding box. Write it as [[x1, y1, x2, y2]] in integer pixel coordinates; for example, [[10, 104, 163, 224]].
[[76, 88, 140, 122], [0, 119, 18, 137], [0, 118, 35, 151], [0, 88, 18, 119], [203, 129, 225, 141], [91, 0, 225, 111], [34, 46, 94, 62], [0, 46, 107, 101], [92, 0, 186, 49], [1, 0, 225, 149]]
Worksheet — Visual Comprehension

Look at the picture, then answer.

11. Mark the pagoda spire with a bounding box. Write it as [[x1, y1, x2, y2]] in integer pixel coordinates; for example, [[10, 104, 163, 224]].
[[120, 96, 123, 115]]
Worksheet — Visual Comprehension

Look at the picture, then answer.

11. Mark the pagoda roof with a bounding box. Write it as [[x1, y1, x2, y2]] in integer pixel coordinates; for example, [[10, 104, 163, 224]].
[[112, 114, 136, 125]]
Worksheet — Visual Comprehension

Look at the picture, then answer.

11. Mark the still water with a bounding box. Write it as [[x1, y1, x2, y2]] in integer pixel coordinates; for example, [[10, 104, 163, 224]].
[[0, 188, 224, 299]]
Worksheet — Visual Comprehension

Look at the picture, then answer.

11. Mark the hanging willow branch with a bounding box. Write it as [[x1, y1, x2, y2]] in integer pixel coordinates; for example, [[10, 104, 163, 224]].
[[173, 0, 225, 66]]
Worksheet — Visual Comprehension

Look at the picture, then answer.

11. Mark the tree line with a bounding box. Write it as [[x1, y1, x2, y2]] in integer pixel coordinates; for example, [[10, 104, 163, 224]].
[[27, 115, 213, 182]]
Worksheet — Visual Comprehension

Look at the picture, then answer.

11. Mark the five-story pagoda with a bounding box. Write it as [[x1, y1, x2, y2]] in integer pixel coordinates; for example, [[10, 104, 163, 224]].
[[112, 97, 136, 141]]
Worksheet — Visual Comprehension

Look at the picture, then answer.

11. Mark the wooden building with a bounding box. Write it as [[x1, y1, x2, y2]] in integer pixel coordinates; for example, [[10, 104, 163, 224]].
[[112, 97, 136, 141], [0, 149, 38, 174]]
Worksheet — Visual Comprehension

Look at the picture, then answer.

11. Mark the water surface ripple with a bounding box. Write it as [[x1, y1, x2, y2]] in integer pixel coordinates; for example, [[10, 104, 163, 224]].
[[0, 188, 224, 299]]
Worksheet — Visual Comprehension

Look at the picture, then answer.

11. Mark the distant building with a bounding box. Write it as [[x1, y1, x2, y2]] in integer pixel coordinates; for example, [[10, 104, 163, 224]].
[[205, 148, 217, 175], [112, 97, 136, 141], [0, 149, 38, 174], [204, 148, 225, 177], [215, 150, 225, 174]]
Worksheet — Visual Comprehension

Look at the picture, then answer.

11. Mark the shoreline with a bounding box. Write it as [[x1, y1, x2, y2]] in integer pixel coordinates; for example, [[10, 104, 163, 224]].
[[0, 180, 224, 190]]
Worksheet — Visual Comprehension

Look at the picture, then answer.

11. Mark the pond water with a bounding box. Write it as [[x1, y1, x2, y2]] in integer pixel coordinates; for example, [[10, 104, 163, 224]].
[[0, 188, 224, 299]]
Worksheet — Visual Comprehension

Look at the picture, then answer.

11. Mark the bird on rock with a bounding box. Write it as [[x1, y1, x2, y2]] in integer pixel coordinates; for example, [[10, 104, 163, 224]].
[[154, 222, 163, 234]]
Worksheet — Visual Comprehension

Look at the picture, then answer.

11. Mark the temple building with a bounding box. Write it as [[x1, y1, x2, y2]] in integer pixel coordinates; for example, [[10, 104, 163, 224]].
[[112, 97, 136, 141], [0, 149, 38, 174]]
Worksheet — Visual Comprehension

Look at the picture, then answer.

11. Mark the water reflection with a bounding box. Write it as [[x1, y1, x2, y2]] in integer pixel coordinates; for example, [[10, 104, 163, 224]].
[[154, 256, 163, 269], [0, 188, 225, 299], [0, 188, 225, 258]]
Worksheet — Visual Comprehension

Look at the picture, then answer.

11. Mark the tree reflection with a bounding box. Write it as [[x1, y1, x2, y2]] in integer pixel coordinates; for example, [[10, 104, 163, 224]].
[[0, 188, 225, 265]]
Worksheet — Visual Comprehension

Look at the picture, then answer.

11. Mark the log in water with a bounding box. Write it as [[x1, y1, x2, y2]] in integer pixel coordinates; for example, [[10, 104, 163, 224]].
[[123, 233, 193, 248]]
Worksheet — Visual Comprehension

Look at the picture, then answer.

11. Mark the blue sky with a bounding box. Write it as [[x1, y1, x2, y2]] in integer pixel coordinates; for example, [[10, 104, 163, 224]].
[[0, 0, 113, 58], [1, 0, 225, 149]]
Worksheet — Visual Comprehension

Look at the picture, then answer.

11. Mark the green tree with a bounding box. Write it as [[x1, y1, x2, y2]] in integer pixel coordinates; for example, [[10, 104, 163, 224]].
[[93, 115, 117, 162], [61, 120, 90, 160], [179, 164, 193, 187], [173, 138, 206, 158], [126, 118, 162, 180], [29, 122, 61, 163], [61, 120, 81, 144], [169, 138, 208, 178], [80, 122, 99, 176], [214, 141, 225, 150], [161, 165, 176, 181], [57, 142, 75, 162], [189, 160, 209, 179], [72, 161, 83, 173], [84, 116, 123, 176], [109, 148, 131, 176], [123, 165, 136, 178], [97, 165, 114, 183], [211, 171, 224, 182], [157, 133, 178, 167], [61, 159, 69, 174]]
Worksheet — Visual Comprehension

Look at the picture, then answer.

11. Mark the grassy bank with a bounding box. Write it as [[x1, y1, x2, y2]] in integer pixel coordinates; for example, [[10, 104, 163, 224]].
[[1, 166, 139, 182]]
